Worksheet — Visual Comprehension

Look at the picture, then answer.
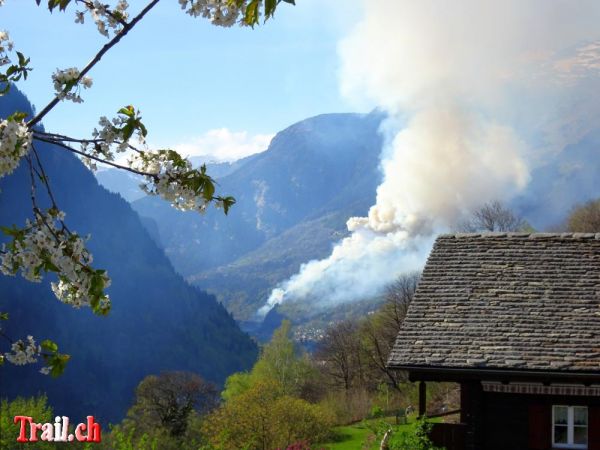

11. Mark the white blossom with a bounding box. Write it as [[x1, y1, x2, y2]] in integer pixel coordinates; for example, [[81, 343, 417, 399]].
[[4, 336, 40, 366], [3, 336, 54, 375], [75, 0, 129, 37], [81, 156, 98, 171], [75, 10, 85, 24], [179, 0, 243, 27], [80, 111, 144, 171], [90, 115, 130, 156], [0, 209, 111, 313], [52, 67, 93, 103], [128, 151, 214, 212], [0, 30, 13, 52], [81, 76, 93, 88], [0, 118, 32, 178], [0, 29, 14, 66]]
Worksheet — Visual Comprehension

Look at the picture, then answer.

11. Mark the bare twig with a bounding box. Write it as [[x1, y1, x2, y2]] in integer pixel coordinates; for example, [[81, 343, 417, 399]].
[[25, 155, 38, 211], [31, 143, 59, 210], [25, 155, 61, 242], [31, 142, 73, 233]]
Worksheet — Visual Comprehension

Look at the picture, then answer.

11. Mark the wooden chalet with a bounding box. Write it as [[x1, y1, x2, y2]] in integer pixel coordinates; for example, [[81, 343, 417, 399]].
[[387, 233, 600, 450]]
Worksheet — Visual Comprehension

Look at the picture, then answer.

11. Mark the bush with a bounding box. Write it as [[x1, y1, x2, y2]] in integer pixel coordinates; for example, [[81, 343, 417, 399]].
[[370, 405, 384, 418], [319, 389, 373, 424], [0, 396, 54, 450], [567, 199, 600, 232], [203, 379, 334, 450], [388, 417, 443, 450]]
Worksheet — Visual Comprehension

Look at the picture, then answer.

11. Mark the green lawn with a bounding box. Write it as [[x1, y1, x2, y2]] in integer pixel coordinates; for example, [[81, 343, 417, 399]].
[[318, 415, 420, 450]]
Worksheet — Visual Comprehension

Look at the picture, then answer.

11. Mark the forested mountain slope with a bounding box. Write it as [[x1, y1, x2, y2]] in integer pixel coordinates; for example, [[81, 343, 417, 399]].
[[0, 88, 258, 423], [132, 112, 385, 320]]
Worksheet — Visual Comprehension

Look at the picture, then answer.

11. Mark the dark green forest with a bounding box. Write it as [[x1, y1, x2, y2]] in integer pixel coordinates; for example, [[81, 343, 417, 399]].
[[0, 88, 258, 424]]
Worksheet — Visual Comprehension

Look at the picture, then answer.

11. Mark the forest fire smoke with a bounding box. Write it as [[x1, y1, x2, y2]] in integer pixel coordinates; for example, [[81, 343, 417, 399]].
[[258, 0, 600, 317]]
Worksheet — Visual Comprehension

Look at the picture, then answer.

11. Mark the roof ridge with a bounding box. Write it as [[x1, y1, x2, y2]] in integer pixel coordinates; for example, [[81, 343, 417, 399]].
[[438, 232, 600, 239]]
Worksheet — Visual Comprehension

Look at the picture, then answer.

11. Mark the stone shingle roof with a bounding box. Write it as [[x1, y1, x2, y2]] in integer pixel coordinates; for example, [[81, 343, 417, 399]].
[[388, 233, 600, 373]]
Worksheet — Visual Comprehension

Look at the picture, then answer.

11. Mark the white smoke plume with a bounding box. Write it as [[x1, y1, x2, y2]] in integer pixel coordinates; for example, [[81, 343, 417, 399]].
[[259, 0, 600, 316]]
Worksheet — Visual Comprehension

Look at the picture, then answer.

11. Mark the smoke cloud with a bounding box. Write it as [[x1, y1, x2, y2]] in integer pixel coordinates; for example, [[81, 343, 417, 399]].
[[259, 0, 600, 316]]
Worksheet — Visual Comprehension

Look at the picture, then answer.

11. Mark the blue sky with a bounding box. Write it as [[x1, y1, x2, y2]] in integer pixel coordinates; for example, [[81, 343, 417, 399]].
[[2, 0, 365, 158]]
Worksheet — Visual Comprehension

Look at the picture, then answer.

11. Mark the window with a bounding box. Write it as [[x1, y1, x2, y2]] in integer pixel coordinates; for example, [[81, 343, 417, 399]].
[[552, 405, 588, 449]]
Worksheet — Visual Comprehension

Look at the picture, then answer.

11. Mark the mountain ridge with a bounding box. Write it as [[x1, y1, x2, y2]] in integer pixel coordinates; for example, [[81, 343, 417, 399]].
[[131, 111, 385, 321], [103, 107, 600, 330]]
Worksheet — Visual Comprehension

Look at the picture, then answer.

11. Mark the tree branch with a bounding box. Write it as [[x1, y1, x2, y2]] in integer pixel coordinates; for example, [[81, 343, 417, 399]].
[[34, 130, 105, 144], [27, 0, 161, 128], [31, 143, 73, 233], [25, 155, 62, 243], [33, 130, 145, 154], [31, 143, 59, 209], [33, 135, 157, 178]]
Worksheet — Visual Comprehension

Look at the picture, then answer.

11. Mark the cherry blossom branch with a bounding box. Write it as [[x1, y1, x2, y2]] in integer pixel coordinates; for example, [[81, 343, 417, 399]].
[[1, 328, 54, 358], [27, 0, 161, 128], [34, 130, 105, 144], [32, 135, 157, 178], [75, 0, 129, 27], [33, 130, 144, 154]]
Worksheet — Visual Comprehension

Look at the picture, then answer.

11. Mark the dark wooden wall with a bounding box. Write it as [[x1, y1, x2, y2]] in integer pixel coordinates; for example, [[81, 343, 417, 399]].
[[460, 384, 600, 450]]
